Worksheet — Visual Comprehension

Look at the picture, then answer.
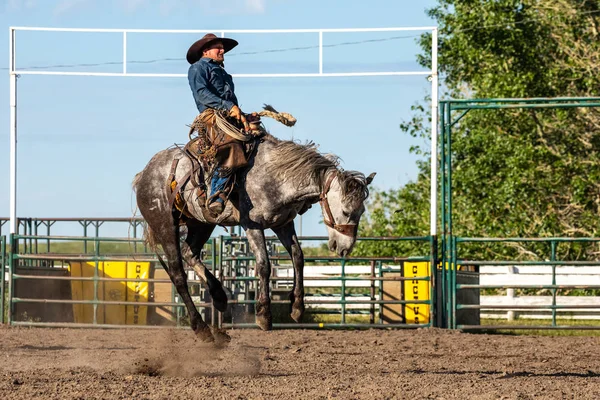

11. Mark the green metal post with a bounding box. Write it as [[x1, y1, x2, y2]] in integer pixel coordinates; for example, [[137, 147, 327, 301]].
[[45, 221, 53, 254], [33, 221, 38, 260], [445, 101, 454, 329], [451, 235, 457, 328], [211, 238, 216, 326], [439, 102, 446, 328], [378, 261, 383, 324], [173, 282, 180, 327], [551, 241, 557, 327], [430, 235, 437, 327], [94, 222, 102, 252], [1, 236, 6, 323], [370, 260, 375, 325], [81, 221, 89, 254], [341, 258, 346, 324], [93, 237, 100, 325], [25, 219, 31, 262], [8, 234, 16, 324], [132, 221, 138, 253], [218, 235, 224, 328], [440, 102, 446, 240]]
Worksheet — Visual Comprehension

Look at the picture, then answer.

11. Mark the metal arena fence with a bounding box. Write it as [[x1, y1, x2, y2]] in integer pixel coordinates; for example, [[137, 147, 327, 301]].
[[4, 217, 600, 330], [452, 236, 600, 331], [0, 218, 436, 329], [439, 97, 600, 331]]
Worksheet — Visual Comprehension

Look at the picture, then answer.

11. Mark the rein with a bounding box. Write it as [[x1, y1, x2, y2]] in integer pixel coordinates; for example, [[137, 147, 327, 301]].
[[319, 172, 358, 238]]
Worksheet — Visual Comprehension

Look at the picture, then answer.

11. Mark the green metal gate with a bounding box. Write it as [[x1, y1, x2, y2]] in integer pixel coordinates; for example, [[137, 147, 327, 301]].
[[216, 235, 436, 329], [440, 97, 600, 330], [1, 218, 438, 329], [1, 218, 216, 328]]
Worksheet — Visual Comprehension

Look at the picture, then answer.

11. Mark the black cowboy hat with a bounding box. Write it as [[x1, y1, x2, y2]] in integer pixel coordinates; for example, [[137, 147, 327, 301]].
[[186, 33, 238, 64]]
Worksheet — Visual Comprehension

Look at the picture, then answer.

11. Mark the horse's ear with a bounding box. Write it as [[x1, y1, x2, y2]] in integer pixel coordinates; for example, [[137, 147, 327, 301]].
[[366, 172, 376, 185]]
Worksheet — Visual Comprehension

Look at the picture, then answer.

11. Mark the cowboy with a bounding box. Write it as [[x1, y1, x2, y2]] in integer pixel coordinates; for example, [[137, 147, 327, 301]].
[[186, 33, 250, 215]]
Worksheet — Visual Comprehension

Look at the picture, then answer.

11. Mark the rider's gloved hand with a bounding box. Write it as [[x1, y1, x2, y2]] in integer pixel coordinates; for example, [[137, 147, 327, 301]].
[[229, 105, 250, 132]]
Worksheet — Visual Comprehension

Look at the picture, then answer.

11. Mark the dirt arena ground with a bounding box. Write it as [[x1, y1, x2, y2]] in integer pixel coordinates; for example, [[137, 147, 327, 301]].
[[1, 326, 600, 399]]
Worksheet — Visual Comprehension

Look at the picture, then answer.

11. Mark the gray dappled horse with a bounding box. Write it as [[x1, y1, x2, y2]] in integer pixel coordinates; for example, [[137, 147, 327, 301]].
[[133, 133, 375, 342]]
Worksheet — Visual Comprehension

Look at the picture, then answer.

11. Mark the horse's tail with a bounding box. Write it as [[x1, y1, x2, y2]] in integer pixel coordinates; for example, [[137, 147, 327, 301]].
[[132, 171, 143, 193], [131, 170, 157, 250], [142, 223, 159, 253]]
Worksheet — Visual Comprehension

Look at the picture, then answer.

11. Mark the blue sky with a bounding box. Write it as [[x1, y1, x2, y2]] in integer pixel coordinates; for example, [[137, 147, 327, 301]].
[[0, 0, 438, 238]]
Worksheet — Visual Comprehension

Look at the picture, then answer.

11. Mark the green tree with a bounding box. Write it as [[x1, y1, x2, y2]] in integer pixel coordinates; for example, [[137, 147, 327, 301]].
[[357, 0, 600, 261]]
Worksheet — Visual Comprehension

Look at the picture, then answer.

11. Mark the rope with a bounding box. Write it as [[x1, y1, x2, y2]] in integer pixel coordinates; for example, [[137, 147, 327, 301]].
[[213, 111, 253, 141], [188, 104, 297, 144], [257, 104, 297, 127]]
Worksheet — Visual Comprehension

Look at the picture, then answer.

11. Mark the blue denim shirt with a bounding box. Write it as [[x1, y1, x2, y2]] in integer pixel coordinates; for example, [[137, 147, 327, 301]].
[[188, 57, 238, 114]]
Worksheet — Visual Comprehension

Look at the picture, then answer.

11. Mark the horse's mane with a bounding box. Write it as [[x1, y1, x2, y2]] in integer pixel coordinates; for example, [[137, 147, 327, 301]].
[[264, 134, 369, 201], [265, 134, 338, 188]]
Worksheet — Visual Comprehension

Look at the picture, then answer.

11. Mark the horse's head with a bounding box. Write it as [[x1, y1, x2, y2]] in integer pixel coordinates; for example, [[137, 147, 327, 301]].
[[319, 170, 376, 257]]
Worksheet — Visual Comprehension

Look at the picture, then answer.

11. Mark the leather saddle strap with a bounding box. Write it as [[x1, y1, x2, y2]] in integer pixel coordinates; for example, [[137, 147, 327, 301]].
[[166, 159, 179, 197], [167, 158, 193, 210]]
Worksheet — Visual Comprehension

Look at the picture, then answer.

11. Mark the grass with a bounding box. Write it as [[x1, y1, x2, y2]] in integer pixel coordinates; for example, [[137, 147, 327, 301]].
[[472, 318, 600, 336]]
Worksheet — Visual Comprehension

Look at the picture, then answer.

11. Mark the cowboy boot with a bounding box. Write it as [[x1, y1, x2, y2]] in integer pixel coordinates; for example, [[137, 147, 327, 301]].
[[208, 200, 224, 214]]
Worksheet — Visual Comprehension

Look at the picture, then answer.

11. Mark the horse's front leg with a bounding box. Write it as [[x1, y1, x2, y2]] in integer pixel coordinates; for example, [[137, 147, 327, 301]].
[[245, 228, 273, 331], [272, 221, 305, 323]]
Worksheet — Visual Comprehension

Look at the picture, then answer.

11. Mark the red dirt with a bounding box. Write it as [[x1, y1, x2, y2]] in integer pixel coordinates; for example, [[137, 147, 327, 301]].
[[1, 325, 600, 399]]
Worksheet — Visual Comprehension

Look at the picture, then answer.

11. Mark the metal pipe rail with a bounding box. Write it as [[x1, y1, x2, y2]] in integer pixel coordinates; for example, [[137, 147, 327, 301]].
[[218, 234, 436, 329], [6, 230, 436, 330], [7, 26, 439, 239], [440, 97, 600, 331], [452, 235, 600, 331], [6, 233, 216, 327], [222, 323, 431, 329], [221, 276, 430, 282], [0, 217, 148, 256]]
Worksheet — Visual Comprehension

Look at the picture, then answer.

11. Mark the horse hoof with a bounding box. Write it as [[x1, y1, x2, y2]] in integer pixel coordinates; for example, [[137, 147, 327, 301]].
[[211, 326, 231, 347], [290, 307, 304, 323], [195, 327, 215, 343], [256, 315, 272, 331]]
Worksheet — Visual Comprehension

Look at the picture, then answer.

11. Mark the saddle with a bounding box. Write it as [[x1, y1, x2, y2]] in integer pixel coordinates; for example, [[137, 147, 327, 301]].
[[166, 105, 296, 225], [167, 110, 265, 224]]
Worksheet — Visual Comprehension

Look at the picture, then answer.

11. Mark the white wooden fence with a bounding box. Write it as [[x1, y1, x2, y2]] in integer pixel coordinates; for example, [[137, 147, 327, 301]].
[[478, 265, 600, 320], [272, 264, 600, 319]]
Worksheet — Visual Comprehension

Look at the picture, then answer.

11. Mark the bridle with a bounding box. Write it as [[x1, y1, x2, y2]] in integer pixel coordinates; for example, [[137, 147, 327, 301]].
[[319, 172, 358, 238]]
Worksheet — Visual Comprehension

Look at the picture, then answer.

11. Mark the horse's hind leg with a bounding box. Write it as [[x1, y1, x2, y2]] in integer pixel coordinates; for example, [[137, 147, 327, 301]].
[[181, 221, 228, 313], [150, 219, 214, 342], [245, 227, 273, 331], [272, 221, 305, 323]]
